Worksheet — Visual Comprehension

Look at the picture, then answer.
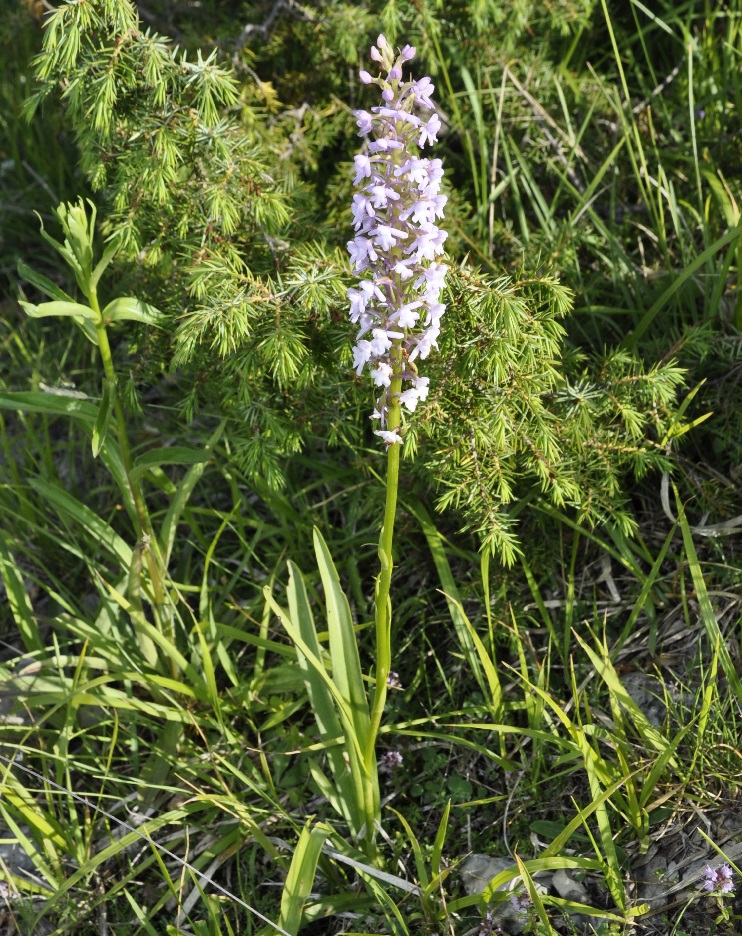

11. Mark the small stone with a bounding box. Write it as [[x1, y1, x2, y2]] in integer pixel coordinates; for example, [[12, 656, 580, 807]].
[[552, 868, 589, 903], [0, 836, 36, 874], [458, 855, 550, 935], [622, 672, 667, 727], [460, 854, 515, 897], [635, 854, 669, 910]]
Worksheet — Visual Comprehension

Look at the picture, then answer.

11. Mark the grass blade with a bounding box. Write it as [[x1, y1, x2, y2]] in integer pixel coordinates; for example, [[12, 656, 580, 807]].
[[276, 821, 330, 936], [676, 487, 742, 698], [0, 530, 43, 652]]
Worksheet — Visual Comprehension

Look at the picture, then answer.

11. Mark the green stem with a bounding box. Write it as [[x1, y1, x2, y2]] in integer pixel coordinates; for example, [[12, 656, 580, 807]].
[[364, 349, 403, 791], [90, 288, 171, 640]]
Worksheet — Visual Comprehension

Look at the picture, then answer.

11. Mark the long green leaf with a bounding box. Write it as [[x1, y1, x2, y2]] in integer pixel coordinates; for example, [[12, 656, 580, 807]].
[[28, 478, 132, 568], [573, 629, 675, 767], [102, 296, 165, 327], [19, 299, 98, 320], [0, 391, 134, 518], [160, 422, 224, 565], [0, 803, 59, 890], [17, 260, 75, 303], [677, 490, 742, 698], [514, 854, 552, 930], [448, 592, 503, 721], [131, 446, 210, 481], [277, 823, 330, 936], [288, 562, 364, 832], [312, 528, 370, 741], [579, 755, 626, 910], [447, 856, 603, 913], [89, 231, 123, 289], [263, 589, 367, 770], [122, 888, 161, 936], [388, 807, 430, 890], [0, 390, 97, 422]]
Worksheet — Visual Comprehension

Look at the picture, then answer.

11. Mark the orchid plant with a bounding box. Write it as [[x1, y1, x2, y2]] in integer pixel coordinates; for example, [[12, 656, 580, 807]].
[[349, 31, 448, 800], [265, 35, 449, 869]]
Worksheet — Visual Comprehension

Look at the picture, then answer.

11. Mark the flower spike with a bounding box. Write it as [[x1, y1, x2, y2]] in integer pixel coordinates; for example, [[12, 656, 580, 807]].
[[348, 36, 448, 435]]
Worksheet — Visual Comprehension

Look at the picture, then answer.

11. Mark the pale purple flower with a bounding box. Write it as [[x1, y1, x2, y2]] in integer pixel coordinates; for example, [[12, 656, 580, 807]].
[[348, 282, 383, 324], [369, 184, 400, 208], [370, 223, 409, 251], [411, 76, 435, 108], [409, 326, 439, 362], [351, 193, 375, 228], [703, 864, 735, 895], [374, 428, 403, 446], [411, 375, 429, 399], [408, 223, 448, 262], [394, 301, 421, 328], [371, 362, 393, 386], [368, 139, 400, 153], [353, 340, 374, 373], [415, 261, 447, 294], [386, 670, 403, 688], [355, 111, 374, 136], [393, 259, 415, 280], [348, 36, 448, 437], [347, 235, 378, 270], [353, 153, 374, 184], [510, 891, 532, 914], [419, 113, 442, 147], [398, 387, 423, 410], [380, 750, 404, 769]]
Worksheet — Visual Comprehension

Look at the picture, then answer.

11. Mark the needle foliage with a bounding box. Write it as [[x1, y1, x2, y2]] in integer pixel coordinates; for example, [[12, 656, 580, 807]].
[[16, 0, 692, 560]]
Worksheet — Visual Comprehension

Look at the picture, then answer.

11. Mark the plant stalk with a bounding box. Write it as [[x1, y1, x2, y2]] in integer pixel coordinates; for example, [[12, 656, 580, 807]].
[[364, 348, 403, 793], [90, 287, 171, 635]]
